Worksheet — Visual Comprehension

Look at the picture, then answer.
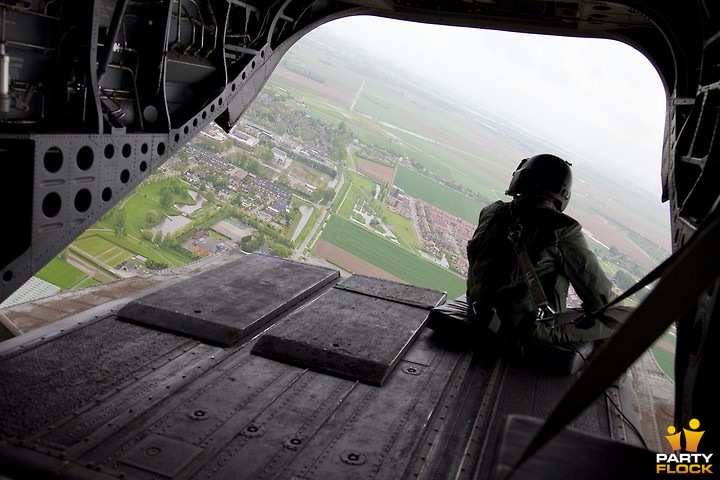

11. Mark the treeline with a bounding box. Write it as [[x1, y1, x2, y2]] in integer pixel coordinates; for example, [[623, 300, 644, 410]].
[[193, 136, 234, 154], [228, 150, 270, 178], [281, 58, 326, 83], [281, 147, 337, 178]]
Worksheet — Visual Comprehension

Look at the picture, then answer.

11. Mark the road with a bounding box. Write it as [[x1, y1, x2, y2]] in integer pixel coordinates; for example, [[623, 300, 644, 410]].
[[292, 208, 328, 260]]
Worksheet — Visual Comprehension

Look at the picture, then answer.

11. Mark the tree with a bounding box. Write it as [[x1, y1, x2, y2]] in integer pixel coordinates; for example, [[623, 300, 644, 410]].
[[114, 225, 127, 237], [153, 231, 164, 245], [146, 210, 159, 225], [115, 208, 126, 228], [313, 187, 335, 205], [161, 189, 173, 208], [271, 243, 289, 258], [241, 234, 265, 252], [614, 269, 635, 291], [259, 146, 274, 163], [145, 259, 168, 270]]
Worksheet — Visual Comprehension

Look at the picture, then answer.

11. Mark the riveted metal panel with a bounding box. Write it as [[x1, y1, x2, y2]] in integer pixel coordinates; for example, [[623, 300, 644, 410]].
[[336, 274, 447, 309], [119, 434, 203, 477], [252, 277, 445, 385], [492, 415, 657, 480], [118, 254, 339, 345], [0, 318, 191, 439]]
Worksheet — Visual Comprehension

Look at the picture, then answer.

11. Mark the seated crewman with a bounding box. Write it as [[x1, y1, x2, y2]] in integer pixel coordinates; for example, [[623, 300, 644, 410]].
[[466, 154, 627, 345]]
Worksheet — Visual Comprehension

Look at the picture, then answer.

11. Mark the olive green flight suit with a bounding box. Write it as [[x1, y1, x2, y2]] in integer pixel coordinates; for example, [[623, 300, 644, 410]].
[[466, 197, 624, 344]]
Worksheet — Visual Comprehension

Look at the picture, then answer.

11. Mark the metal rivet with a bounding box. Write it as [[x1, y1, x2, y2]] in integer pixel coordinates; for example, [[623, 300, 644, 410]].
[[403, 366, 421, 375]]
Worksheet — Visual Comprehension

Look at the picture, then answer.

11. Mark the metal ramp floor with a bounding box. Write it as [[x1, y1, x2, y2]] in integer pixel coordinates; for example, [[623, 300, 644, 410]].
[[0, 254, 643, 480]]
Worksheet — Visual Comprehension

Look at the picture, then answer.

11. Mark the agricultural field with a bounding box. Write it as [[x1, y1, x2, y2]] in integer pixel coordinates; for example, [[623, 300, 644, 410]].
[[287, 159, 332, 187], [319, 215, 466, 298], [394, 166, 482, 223], [651, 329, 676, 380], [271, 65, 354, 108], [313, 240, 404, 282], [359, 158, 395, 185], [35, 257, 88, 290], [74, 234, 134, 267], [279, 43, 362, 99]]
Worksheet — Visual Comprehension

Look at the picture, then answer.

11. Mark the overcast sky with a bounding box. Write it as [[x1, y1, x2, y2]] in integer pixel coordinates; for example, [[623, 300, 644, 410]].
[[319, 16, 668, 195]]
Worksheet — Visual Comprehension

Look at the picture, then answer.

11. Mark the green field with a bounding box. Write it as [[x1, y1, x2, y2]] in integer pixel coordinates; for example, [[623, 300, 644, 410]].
[[75, 234, 123, 257], [382, 207, 418, 250], [649, 328, 676, 380], [76, 230, 192, 268], [337, 173, 377, 218], [36, 257, 88, 289], [394, 166, 482, 223], [331, 174, 352, 212], [320, 215, 465, 297], [76, 278, 101, 289], [651, 346, 675, 380]]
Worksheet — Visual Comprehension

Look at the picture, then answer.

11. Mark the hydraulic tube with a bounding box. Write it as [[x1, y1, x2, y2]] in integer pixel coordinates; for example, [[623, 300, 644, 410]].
[[0, 42, 10, 113]]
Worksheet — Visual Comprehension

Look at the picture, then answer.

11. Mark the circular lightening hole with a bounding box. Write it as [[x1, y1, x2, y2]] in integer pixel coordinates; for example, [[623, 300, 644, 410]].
[[76, 146, 94, 170], [74, 189, 92, 212], [44, 147, 63, 173], [42, 192, 62, 218]]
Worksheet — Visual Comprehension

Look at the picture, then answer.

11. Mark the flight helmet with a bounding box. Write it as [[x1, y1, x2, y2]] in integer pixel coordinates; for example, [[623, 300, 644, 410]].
[[505, 154, 573, 211]]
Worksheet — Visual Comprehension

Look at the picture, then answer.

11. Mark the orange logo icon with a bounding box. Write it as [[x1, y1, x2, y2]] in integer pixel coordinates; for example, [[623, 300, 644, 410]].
[[666, 418, 705, 452]]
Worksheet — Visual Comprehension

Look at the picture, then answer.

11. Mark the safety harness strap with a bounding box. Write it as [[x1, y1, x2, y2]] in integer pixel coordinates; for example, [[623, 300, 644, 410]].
[[508, 217, 556, 322]]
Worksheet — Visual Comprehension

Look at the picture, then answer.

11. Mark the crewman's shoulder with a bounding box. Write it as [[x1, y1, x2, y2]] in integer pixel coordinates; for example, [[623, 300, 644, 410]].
[[527, 205, 581, 231]]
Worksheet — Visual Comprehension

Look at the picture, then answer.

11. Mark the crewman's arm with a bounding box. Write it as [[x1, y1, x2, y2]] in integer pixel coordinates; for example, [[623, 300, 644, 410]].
[[558, 223, 615, 312]]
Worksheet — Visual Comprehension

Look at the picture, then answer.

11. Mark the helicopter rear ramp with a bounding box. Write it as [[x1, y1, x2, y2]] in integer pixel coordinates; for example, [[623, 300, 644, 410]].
[[0, 254, 653, 479]]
